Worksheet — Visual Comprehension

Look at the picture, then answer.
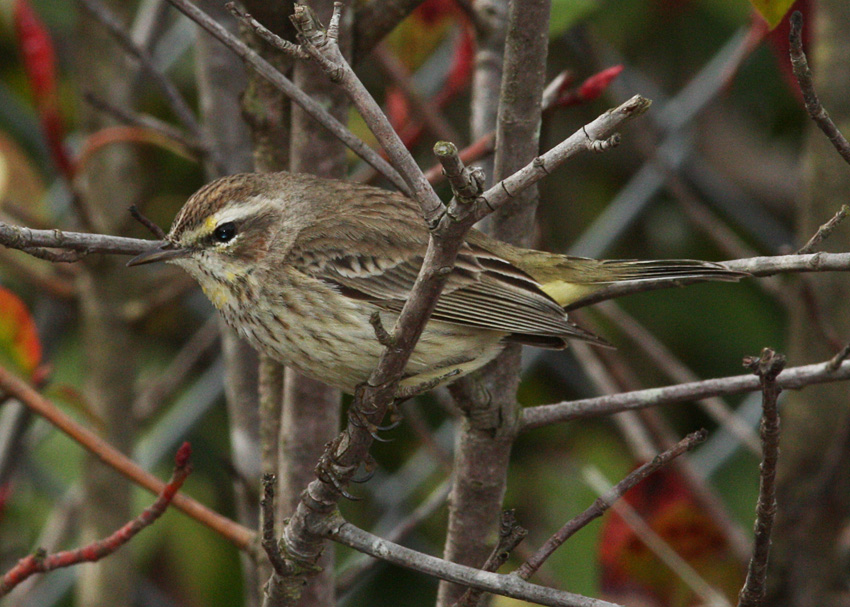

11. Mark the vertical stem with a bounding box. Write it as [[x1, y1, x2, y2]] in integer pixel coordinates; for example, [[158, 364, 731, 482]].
[[73, 2, 143, 605], [437, 1, 550, 605], [275, 3, 349, 605], [771, 3, 850, 605], [195, 2, 262, 604]]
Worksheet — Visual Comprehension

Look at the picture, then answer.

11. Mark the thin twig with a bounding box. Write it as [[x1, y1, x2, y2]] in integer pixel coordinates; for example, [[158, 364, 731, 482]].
[[84, 91, 211, 159], [453, 510, 528, 607], [797, 205, 850, 255], [0, 442, 193, 596], [517, 429, 707, 581], [582, 466, 732, 607], [827, 343, 850, 372], [76, 0, 207, 149], [789, 11, 850, 166], [18, 247, 87, 263], [738, 348, 785, 607], [128, 205, 167, 239], [521, 355, 850, 431]]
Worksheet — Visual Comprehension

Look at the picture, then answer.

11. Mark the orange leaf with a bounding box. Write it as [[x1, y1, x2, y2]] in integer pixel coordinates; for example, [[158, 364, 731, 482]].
[[0, 287, 42, 379]]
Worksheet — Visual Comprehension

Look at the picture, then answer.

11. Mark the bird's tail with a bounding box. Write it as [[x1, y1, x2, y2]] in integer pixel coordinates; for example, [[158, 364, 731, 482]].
[[538, 258, 746, 308], [598, 258, 745, 283]]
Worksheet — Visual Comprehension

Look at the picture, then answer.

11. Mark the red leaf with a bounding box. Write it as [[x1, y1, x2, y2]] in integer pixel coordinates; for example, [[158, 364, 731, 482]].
[[13, 0, 74, 179], [598, 468, 744, 604], [765, 0, 814, 98], [576, 65, 624, 103]]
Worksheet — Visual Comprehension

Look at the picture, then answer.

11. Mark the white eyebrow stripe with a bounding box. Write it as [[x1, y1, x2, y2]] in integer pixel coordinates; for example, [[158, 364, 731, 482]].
[[211, 199, 270, 226], [179, 198, 268, 242]]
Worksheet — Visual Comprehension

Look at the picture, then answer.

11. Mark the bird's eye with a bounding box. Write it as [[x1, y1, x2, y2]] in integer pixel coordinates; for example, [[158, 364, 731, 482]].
[[213, 222, 237, 243]]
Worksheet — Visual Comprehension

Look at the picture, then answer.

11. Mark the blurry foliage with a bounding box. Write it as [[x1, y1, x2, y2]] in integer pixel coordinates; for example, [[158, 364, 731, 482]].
[[0, 0, 811, 604]]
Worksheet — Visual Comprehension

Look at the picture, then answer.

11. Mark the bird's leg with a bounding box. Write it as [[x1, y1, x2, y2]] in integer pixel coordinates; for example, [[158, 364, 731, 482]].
[[314, 433, 361, 500], [350, 453, 378, 484], [394, 368, 462, 401], [348, 383, 396, 442]]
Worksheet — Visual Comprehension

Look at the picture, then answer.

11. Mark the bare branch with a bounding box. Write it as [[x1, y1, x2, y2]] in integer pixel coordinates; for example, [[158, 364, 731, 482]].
[[516, 429, 707, 580], [738, 348, 785, 607], [789, 11, 850, 165], [797, 205, 850, 255], [521, 356, 850, 431], [287, 2, 445, 219], [0, 224, 155, 257], [325, 516, 623, 607], [474, 95, 651, 221]]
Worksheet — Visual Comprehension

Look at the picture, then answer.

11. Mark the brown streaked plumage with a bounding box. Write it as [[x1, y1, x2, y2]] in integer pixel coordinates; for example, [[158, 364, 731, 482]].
[[128, 172, 745, 394]]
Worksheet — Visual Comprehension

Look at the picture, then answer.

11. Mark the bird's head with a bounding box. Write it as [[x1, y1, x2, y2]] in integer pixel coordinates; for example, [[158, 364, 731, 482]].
[[127, 173, 290, 294]]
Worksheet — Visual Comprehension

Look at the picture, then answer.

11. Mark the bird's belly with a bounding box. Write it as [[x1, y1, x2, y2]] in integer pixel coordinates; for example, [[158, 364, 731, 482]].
[[222, 281, 505, 393]]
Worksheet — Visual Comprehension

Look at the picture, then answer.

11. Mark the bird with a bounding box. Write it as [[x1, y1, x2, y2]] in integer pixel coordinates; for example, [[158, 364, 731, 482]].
[[128, 171, 744, 396]]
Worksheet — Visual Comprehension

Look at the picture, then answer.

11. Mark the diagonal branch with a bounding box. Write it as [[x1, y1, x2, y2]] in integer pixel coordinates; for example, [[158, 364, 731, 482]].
[[516, 429, 707, 580], [162, 0, 408, 193], [0, 443, 193, 596], [324, 515, 623, 607], [789, 11, 850, 166], [0, 363, 255, 550]]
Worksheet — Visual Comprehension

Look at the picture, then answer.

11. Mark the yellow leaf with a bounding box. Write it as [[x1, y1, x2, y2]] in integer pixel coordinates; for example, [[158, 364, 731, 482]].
[[749, 0, 796, 29]]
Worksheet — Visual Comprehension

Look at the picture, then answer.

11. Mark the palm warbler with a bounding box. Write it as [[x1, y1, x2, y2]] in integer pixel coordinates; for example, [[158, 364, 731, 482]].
[[128, 172, 743, 394]]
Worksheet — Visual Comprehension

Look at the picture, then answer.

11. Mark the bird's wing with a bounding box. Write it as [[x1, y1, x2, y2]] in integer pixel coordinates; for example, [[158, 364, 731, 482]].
[[285, 221, 603, 344]]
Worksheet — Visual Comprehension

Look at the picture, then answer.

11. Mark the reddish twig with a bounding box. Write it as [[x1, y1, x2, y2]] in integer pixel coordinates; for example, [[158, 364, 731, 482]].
[[0, 363, 254, 550], [0, 443, 193, 596]]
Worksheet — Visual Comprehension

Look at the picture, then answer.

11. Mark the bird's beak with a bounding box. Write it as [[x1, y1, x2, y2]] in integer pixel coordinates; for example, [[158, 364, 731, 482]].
[[126, 241, 189, 267]]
